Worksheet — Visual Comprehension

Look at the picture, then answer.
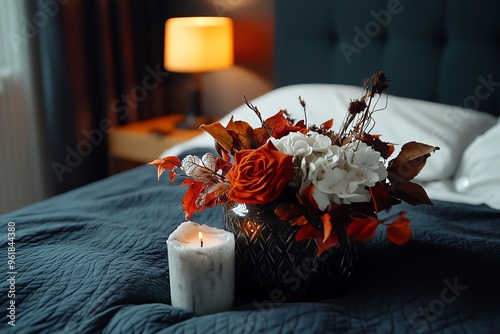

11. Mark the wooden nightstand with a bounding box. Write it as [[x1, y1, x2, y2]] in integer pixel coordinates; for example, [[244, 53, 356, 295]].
[[108, 114, 203, 174]]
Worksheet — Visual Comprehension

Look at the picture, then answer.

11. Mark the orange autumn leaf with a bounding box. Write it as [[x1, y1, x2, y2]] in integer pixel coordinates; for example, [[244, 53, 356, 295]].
[[264, 110, 291, 135], [180, 179, 207, 219], [386, 212, 412, 245], [321, 118, 334, 130], [149, 156, 181, 181], [169, 169, 177, 184], [263, 110, 288, 129], [264, 110, 304, 139], [346, 217, 381, 243], [295, 119, 306, 129], [295, 224, 321, 242], [321, 213, 332, 243], [290, 215, 309, 226], [275, 203, 308, 226], [316, 233, 339, 257], [387, 142, 439, 183], [295, 213, 339, 257], [200, 121, 234, 153]]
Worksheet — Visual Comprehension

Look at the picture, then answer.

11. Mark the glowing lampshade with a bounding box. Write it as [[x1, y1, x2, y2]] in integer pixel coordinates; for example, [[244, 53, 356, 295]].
[[164, 17, 234, 73]]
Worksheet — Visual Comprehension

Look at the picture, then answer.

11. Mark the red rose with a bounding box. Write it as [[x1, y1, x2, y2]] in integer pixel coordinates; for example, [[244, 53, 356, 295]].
[[226, 141, 293, 204]]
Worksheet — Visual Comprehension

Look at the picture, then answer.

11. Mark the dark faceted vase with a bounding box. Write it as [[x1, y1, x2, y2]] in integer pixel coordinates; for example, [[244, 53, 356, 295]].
[[224, 201, 360, 302]]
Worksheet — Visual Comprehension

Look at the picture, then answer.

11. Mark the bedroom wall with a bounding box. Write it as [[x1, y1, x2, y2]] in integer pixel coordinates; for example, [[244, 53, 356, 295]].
[[0, 0, 275, 213], [165, 0, 275, 118]]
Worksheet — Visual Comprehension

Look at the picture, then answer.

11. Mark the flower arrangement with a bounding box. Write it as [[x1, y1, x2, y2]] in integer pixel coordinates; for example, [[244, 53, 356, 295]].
[[150, 72, 439, 256]]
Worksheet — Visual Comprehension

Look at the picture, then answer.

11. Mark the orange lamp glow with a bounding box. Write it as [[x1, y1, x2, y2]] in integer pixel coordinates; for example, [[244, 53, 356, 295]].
[[164, 17, 234, 73]]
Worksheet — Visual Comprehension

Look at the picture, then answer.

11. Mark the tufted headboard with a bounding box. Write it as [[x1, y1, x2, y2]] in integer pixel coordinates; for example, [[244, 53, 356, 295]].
[[274, 0, 500, 116]]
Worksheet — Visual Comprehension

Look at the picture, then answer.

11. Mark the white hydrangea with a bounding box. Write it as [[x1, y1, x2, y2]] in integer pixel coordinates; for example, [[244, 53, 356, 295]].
[[344, 142, 388, 187], [272, 132, 388, 210], [271, 131, 331, 159]]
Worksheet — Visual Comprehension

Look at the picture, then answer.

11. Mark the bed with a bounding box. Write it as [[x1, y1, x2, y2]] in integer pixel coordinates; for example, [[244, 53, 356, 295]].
[[2, 0, 500, 333]]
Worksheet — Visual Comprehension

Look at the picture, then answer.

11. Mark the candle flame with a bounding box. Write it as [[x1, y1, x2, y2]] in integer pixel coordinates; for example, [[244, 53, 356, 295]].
[[198, 231, 203, 248]]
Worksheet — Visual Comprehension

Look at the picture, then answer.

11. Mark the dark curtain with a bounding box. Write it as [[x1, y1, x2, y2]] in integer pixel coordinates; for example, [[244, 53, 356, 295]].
[[37, 0, 173, 194]]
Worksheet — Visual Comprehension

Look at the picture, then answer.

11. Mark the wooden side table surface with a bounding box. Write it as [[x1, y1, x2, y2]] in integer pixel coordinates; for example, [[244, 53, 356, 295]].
[[108, 114, 203, 173]]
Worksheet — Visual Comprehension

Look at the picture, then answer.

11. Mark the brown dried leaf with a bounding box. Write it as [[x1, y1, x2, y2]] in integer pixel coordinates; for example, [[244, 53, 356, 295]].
[[392, 181, 433, 206], [363, 133, 395, 159], [253, 127, 270, 146], [200, 121, 234, 153], [387, 142, 439, 183], [369, 182, 395, 212], [226, 118, 255, 150]]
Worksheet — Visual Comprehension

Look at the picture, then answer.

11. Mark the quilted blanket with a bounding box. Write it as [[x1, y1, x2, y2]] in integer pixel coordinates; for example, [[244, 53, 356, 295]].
[[1, 151, 499, 333]]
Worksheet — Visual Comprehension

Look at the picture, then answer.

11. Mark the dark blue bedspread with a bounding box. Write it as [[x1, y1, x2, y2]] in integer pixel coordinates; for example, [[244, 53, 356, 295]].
[[1, 158, 499, 333]]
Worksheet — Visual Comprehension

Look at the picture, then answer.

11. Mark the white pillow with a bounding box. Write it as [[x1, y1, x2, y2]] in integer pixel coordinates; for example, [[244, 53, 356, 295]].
[[366, 92, 496, 181], [454, 119, 500, 209], [162, 84, 496, 181]]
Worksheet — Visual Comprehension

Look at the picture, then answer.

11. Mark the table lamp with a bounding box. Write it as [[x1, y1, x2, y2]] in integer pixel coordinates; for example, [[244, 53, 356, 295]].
[[164, 16, 234, 128]]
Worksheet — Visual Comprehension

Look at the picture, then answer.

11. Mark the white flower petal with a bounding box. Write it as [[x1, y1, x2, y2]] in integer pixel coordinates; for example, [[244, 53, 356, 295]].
[[312, 187, 331, 211]]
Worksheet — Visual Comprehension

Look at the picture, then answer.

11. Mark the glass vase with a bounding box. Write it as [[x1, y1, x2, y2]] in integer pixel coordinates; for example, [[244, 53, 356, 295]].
[[224, 201, 359, 302]]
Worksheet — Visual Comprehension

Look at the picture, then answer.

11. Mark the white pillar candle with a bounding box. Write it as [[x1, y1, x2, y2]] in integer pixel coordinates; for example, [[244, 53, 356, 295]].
[[167, 221, 235, 315]]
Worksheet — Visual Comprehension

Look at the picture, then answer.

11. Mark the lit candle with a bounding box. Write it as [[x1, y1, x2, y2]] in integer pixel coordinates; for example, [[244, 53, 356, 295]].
[[167, 221, 235, 315]]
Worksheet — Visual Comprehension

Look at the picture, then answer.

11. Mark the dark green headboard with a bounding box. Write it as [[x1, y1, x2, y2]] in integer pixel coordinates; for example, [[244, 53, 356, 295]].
[[274, 0, 500, 116]]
